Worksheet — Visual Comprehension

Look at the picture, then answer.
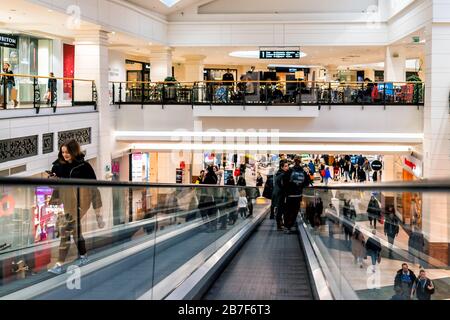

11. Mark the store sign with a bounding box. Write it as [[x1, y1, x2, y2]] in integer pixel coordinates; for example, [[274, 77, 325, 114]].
[[176, 168, 183, 184], [371, 160, 383, 171], [403, 155, 422, 178], [259, 50, 300, 59], [0, 34, 18, 49], [131, 153, 143, 182]]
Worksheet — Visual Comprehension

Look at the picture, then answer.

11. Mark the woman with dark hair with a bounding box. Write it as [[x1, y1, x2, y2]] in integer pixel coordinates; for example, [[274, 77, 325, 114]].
[[48, 139, 103, 274]]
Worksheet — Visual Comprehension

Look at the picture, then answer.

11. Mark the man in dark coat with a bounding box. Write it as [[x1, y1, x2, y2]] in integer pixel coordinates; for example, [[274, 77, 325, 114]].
[[284, 156, 310, 233], [272, 160, 290, 230], [384, 206, 399, 257], [394, 263, 417, 300], [367, 195, 381, 228]]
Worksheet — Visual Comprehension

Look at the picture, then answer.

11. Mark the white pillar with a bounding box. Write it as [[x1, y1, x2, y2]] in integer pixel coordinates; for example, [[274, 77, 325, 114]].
[[381, 155, 395, 182], [421, 5, 450, 266], [51, 39, 64, 105], [182, 55, 206, 82], [384, 46, 406, 82], [74, 30, 112, 180], [150, 47, 173, 82]]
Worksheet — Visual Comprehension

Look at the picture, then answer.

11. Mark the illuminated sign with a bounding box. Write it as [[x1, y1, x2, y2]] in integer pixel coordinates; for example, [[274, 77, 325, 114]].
[[0, 34, 18, 49], [259, 50, 300, 59]]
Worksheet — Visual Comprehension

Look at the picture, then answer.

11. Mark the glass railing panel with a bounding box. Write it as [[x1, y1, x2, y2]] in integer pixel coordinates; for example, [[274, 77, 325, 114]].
[[300, 186, 449, 300], [151, 185, 260, 299]]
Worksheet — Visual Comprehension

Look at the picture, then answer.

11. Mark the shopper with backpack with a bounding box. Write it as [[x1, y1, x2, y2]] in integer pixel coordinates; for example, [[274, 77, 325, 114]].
[[284, 156, 310, 234]]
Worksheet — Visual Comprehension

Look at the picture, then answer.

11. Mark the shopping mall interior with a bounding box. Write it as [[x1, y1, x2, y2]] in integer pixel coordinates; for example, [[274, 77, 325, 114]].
[[0, 0, 449, 303]]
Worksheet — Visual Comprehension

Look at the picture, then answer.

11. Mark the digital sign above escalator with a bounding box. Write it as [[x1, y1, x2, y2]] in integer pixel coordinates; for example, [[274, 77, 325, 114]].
[[259, 50, 300, 59]]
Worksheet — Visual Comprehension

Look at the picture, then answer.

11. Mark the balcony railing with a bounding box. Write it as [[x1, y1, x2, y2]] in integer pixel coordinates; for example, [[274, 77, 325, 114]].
[[110, 80, 425, 108], [1, 73, 97, 114]]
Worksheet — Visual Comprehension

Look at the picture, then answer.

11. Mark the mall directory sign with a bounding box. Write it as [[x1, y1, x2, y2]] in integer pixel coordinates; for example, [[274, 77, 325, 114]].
[[259, 50, 300, 59], [259, 47, 301, 59], [0, 34, 18, 48]]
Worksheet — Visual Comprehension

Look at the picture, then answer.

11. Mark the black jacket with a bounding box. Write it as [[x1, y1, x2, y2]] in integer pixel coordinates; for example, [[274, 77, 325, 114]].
[[1, 70, 15, 86], [365, 236, 382, 253], [272, 169, 288, 208], [202, 171, 218, 185], [286, 165, 309, 197], [256, 176, 264, 187], [415, 278, 434, 300], [394, 269, 417, 295], [50, 155, 102, 210], [262, 174, 274, 199], [51, 155, 97, 180], [408, 231, 425, 252], [384, 215, 400, 237], [367, 198, 381, 219]]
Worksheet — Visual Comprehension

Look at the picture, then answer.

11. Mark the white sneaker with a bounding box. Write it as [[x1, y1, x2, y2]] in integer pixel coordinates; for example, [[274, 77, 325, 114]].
[[48, 263, 63, 275], [78, 255, 89, 266]]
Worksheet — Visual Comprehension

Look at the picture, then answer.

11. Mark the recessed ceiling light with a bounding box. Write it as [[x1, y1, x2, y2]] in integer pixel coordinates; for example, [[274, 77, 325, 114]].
[[111, 31, 116, 35], [48, 9, 53, 12]]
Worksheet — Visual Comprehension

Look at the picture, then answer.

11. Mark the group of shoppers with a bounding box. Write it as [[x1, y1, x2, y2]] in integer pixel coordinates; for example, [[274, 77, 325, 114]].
[[262, 156, 311, 233], [392, 263, 435, 300]]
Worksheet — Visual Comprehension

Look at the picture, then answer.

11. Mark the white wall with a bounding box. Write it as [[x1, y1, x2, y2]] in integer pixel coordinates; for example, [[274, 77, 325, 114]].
[[108, 50, 126, 82], [113, 104, 423, 137], [0, 112, 99, 177], [27, 0, 168, 44]]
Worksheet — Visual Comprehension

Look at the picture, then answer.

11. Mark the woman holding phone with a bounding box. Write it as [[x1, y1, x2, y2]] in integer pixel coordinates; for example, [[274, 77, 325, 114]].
[[48, 139, 104, 274]]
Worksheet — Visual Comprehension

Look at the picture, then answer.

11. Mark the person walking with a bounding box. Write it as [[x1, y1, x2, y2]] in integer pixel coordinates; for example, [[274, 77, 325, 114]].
[[413, 270, 435, 300], [1, 63, 18, 108], [48, 140, 103, 274], [367, 194, 381, 229], [408, 226, 426, 268], [256, 172, 264, 187], [262, 168, 274, 218], [394, 263, 417, 300], [272, 160, 290, 230], [363, 159, 371, 182], [198, 166, 218, 232], [351, 227, 366, 268], [237, 190, 248, 219], [46, 72, 57, 105], [343, 160, 351, 182], [365, 229, 382, 273], [284, 156, 309, 234], [323, 166, 332, 186], [384, 206, 399, 257]]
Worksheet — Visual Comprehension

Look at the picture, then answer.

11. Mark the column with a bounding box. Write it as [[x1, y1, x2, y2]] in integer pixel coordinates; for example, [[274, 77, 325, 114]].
[[182, 55, 206, 82], [384, 46, 406, 82], [51, 39, 64, 105], [74, 30, 112, 179], [150, 47, 173, 81], [325, 65, 338, 81], [421, 1, 450, 266]]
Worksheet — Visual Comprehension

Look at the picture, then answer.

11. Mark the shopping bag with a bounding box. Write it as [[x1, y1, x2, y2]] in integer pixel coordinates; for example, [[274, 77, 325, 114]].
[[10, 88, 17, 100]]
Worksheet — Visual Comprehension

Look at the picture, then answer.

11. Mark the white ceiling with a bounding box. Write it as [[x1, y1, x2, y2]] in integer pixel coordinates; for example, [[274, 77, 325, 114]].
[[170, 44, 424, 69], [198, 0, 378, 14], [123, 0, 206, 15]]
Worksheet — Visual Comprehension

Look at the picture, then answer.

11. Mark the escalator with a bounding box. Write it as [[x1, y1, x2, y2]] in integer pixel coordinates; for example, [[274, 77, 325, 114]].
[[203, 216, 313, 300]]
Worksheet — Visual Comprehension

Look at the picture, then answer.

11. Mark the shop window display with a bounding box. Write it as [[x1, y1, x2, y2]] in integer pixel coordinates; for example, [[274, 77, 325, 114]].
[[33, 186, 63, 243]]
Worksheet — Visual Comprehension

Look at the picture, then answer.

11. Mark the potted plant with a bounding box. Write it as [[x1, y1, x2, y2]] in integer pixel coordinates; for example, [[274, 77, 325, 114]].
[[162, 76, 178, 102], [407, 74, 423, 104]]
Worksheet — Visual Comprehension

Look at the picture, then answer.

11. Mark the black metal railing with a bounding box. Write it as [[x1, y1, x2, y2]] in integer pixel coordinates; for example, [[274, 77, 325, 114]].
[[109, 80, 425, 108], [1, 73, 97, 113]]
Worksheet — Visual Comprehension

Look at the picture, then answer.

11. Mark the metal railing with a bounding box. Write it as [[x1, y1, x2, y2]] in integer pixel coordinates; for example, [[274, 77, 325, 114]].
[[109, 80, 425, 108], [0, 73, 97, 114]]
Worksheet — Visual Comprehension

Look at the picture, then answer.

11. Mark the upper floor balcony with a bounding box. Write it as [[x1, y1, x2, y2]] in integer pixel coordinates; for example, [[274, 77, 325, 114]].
[[110, 80, 424, 118], [1, 73, 97, 119]]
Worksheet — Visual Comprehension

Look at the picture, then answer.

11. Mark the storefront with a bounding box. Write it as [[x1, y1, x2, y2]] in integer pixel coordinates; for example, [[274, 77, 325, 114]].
[[394, 155, 423, 228], [1, 33, 55, 102]]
